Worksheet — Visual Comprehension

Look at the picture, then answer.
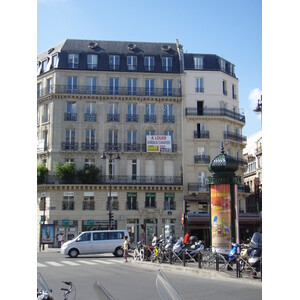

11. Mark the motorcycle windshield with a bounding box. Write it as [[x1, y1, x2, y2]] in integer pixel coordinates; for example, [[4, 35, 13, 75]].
[[156, 269, 182, 300], [37, 272, 53, 297], [250, 232, 262, 248]]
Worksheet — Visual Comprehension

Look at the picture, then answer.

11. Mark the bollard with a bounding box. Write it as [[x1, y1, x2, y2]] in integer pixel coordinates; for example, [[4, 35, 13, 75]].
[[169, 249, 172, 264], [216, 253, 219, 271], [183, 250, 186, 267], [198, 252, 202, 269], [236, 257, 240, 278]]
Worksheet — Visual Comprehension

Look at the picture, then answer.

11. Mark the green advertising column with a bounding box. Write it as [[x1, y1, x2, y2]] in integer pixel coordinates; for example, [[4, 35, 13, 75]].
[[206, 143, 240, 255]]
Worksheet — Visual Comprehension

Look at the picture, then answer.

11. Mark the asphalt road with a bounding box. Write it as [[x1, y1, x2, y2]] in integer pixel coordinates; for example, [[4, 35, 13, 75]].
[[37, 251, 262, 300]]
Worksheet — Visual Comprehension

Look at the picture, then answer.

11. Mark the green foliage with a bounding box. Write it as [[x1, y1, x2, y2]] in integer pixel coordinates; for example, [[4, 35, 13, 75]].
[[77, 165, 100, 183], [37, 163, 48, 184], [54, 162, 76, 182]]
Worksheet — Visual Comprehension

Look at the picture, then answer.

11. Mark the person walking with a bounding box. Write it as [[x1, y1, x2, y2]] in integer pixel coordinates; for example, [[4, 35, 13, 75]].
[[57, 233, 63, 248], [122, 235, 130, 262]]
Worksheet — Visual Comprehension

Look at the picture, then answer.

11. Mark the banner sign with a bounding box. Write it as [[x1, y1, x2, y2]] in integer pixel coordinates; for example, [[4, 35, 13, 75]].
[[146, 135, 172, 153], [40, 224, 55, 244], [210, 184, 232, 255], [37, 139, 44, 153]]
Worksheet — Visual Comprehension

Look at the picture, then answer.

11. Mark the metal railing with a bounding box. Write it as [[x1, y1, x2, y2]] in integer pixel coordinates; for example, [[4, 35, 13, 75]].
[[193, 131, 210, 139], [185, 107, 245, 123], [223, 131, 247, 143], [37, 85, 181, 98]]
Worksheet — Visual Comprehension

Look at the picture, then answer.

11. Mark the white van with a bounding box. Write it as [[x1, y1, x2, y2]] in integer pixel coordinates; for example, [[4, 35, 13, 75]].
[[60, 230, 129, 258]]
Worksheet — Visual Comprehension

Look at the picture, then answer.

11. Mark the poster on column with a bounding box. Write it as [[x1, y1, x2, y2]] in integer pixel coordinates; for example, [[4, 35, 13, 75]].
[[211, 184, 231, 255]]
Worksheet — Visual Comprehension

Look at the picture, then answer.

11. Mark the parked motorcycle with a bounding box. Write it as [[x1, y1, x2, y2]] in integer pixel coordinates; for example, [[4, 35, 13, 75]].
[[248, 232, 262, 277], [227, 242, 243, 271]]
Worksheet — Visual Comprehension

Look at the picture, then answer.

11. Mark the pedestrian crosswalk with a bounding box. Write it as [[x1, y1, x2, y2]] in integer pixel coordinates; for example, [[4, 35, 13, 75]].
[[37, 258, 125, 268]]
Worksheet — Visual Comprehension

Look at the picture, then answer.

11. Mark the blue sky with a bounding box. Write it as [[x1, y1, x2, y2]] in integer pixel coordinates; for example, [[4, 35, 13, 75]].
[[37, 0, 262, 136]]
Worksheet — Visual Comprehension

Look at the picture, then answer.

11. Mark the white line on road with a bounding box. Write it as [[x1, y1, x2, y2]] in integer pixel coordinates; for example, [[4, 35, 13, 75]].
[[76, 260, 98, 265], [37, 262, 47, 268], [61, 260, 80, 266], [46, 261, 65, 267], [90, 260, 114, 264], [106, 259, 123, 263]]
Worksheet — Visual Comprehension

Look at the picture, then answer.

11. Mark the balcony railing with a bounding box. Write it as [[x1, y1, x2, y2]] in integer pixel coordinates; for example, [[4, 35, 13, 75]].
[[194, 155, 211, 164], [193, 130, 209, 139], [223, 131, 247, 143], [40, 175, 183, 185], [37, 85, 181, 98], [81, 142, 98, 151], [107, 114, 120, 122], [84, 113, 97, 122], [61, 142, 78, 151], [64, 112, 77, 121], [163, 115, 175, 123], [104, 143, 122, 152], [126, 114, 138, 122], [144, 115, 156, 123], [185, 107, 245, 123], [124, 143, 140, 152]]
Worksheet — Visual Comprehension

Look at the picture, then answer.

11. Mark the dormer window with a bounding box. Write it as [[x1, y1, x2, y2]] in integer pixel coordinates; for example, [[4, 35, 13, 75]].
[[68, 54, 79, 69], [162, 57, 172, 72], [52, 54, 58, 68], [220, 59, 226, 72], [144, 56, 154, 71], [127, 56, 137, 71], [42, 59, 48, 73], [109, 55, 120, 70], [194, 57, 203, 69], [87, 54, 98, 70]]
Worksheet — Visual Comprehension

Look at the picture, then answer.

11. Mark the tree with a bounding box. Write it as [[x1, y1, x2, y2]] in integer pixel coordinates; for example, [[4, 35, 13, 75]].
[[54, 162, 76, 183], [77, 165, 100, 184], [37, 163, 48, 184]]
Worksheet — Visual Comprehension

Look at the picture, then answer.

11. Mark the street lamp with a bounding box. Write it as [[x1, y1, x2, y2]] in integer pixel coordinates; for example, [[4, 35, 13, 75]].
[[101, 151, 121, 230]]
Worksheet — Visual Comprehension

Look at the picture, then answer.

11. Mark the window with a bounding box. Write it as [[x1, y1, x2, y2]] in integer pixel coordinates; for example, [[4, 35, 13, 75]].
[[52, 54, 58, 68], [131, 159, 137, 180], [109, 55, 120, 70], [87, 54, 98, 70], [109, 231, 124, 240], [85, 129, 96, 145], [232, 84, 236, 99], [65, 158, 75, 164], [42, 59, 48, 73], [62, 195, 74, 210], [162, 57, 172, 72], [47, 78, 52, 94], [196, 78, 204, 93], [67, 76, 77, 93], [37, 82, 42, 97], [163, 104, 174, 123], [145, 103, 155, 122], [127, 78, 137, 95], [145, 193, 156, 208], [83, 196, 95, 210], [65, 101, 77, 121], [127, 103, 137, 121], [109, 78, 119, 95], [229, 64, 235, 76], [127, 130, 137, 144], [68, 54, 79, 69], [144, 56, 154, 71], [85, 158, 95, 167], [194, 57, 203, 69], [127, 56, 137, 71], [127, 193, 138, 210], [85, 102, 96, 121], [108, 103, 119, 122], [87, 77, 96, 94], [145, 79, 155, 96], [163, 79, 172, 96], [93, 232, 108, 241], [146, 129, 155, 136], [223, 80, 227, 96], [77, 232, 91, 242], [42, 103, 49, 123], [220, 59, 226, 72], [65, 129, 76, 149], [164, 193, 175, 210]]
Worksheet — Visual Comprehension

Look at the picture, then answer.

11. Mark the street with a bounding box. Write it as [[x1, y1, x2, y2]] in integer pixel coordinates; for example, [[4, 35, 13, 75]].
[[38, 251, 262, 300]]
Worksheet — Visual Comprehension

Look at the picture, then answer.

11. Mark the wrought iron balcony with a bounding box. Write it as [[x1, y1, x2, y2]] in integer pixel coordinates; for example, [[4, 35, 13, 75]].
[[64, 112, 77, 121], [163, 115, 175, 123], [84, 113, 97, 122], [107, 114, 120, 122], [104, 143, 122, 152], [185, 107, 245, 123], [194, 155, 211, 164], [223, 131, 247, 143], [37, 85, 181, 98], [124, 143, 141, 152], [61, 142, 78, 151], [144, 115, 156, 123], [81, 142, 98, 151], [126, 114, 138, 122], [193, 130, 209, 139]]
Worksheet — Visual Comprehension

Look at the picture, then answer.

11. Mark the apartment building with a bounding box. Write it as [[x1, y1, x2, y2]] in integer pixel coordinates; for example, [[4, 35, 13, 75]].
[[37, 39, 250, 248]]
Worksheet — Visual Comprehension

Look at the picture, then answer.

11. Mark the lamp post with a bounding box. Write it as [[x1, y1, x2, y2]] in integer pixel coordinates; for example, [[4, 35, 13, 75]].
[[101, 151, 120, 230], [253, 95, 262, 127]]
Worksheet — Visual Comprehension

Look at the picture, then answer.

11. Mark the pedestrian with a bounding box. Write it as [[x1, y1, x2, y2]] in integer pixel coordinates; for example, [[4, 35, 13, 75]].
[[122, 235, 130, 262], [57, 233, 63, 248], [152, 233, 158, 246], [184, 231, 190, 244]]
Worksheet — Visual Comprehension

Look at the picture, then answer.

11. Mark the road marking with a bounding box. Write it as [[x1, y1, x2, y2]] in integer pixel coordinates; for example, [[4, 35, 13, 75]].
[[61, 260, 80, 266], [106, 259, 123, 263], [46, 261, 65, 267], [90, 260, 114, 265], [76, 260, 98, 265], [37, 262, 47, 268]]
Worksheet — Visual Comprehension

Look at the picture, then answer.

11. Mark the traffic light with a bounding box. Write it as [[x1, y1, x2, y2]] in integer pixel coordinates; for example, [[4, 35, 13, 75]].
[[109, 212, 114, 222], [185, 201, 191, 214]]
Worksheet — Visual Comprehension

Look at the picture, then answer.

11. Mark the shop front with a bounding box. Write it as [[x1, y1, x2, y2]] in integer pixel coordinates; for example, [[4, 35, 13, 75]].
[[53, 220, 78, 247]]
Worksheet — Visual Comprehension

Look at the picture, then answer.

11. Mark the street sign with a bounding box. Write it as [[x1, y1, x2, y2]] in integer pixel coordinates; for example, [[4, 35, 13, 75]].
[[62, 219, 69, 226]]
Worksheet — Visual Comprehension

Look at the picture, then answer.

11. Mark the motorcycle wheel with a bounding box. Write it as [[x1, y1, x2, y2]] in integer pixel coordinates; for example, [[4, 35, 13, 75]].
[[239, 260, 245, 272], [140, 249, 145, 261], [133, 249, 138, 261]]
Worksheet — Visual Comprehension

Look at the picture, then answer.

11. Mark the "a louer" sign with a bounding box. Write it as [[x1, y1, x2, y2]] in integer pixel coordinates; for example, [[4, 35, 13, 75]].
[[146, 135, 172, 152]]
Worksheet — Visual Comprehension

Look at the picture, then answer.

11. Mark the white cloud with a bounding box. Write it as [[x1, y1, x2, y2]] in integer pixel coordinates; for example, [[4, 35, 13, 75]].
[[248, 88, 262, 110]]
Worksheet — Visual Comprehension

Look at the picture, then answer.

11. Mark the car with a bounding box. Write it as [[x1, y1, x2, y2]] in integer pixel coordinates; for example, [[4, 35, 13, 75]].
[[60, 229, 129, 258]]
